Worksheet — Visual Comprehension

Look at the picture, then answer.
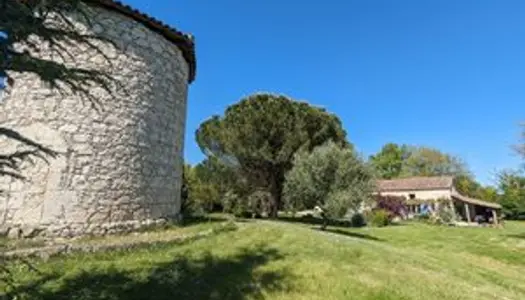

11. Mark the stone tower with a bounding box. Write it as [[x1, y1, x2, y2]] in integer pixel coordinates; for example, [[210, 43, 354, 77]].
[[0, 1, 196, 238]]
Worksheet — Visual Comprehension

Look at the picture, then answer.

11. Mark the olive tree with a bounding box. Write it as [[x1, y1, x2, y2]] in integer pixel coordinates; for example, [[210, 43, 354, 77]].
[[283, 141, 375, 229]]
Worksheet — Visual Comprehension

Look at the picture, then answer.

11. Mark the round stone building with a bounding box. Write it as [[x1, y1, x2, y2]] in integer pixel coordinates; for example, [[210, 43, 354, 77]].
[[0, 1, 196, 238]]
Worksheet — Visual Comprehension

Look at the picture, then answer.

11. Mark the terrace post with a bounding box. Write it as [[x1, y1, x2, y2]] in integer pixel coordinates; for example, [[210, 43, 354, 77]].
[[491, 210, 498, 225], [464, 203, 471, 223]]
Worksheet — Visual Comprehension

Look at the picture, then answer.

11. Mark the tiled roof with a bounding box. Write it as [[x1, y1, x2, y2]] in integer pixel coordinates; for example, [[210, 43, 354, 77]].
[[377, 176, 454, 191], [85, 0, 196, 83]]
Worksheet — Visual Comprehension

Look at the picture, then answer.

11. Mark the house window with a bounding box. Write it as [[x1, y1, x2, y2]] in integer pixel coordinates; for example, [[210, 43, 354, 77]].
[[409, 193, 416, 199]]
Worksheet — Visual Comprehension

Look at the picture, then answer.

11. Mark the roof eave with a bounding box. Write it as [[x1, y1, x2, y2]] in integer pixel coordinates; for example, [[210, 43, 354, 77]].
[[379, 187, 453, 192], [451, 193, 502, 209]]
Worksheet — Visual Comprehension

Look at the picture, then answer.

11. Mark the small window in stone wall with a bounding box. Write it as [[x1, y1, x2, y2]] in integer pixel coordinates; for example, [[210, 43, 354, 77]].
[[409, 193, 416, 199]]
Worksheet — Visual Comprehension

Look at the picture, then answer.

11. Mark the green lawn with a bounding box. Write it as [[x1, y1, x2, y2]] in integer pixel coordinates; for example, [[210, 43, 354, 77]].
[[3, 218, 525, 300]]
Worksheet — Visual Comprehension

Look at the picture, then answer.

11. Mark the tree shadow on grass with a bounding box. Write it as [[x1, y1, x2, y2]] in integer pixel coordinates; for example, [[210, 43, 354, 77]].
[[180, 214, 232, 226], [277, 215, 406, 229], [277, 215, 353, 227], [6, 246, 293, 300], [506, 233, 525, 240], [311, 227, 385, 242]]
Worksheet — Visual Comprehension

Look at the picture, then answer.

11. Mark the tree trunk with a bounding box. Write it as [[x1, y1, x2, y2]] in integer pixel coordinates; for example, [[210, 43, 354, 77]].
[[321, 216, 328, 231], [268, 175, 283, 218], [268, 190, 281, 218]]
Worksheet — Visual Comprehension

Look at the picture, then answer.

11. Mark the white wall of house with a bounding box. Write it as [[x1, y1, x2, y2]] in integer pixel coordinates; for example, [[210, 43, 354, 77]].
[[380, 189, 452, 200]]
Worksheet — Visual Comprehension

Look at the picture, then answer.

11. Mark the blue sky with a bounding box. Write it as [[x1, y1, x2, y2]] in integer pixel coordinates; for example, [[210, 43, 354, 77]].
[[124, 0, 524, 185]]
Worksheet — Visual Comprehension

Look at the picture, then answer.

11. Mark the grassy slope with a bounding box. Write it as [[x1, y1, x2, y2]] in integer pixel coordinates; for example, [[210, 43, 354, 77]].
[[4, 220, 525, 300]]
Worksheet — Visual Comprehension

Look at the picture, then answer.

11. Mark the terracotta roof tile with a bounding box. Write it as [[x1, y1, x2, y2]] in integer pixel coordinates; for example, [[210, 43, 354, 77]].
[[377, 176, 454, 191], [85, 0, 196, 83]]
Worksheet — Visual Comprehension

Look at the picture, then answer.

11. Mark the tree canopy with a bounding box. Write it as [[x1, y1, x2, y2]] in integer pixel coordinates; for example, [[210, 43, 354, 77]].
[[497, 170, 525, 220], [195, 93, 349, 217], [400, 146, 469, 177], [369, 143, 469, 179], [454, 174, 499, 202], [369, 143, 409, 179]]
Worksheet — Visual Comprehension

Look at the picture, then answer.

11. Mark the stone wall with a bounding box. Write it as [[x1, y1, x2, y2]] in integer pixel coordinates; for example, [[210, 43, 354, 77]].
[[379, 189, 452, 201], [0, 7, 190, 238]]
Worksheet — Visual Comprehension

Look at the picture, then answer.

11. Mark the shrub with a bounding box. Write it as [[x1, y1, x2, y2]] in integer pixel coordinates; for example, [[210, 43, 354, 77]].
[[369, 209, 390, 227], [428, 214, 443, 225], [221, 191, 239, 213], [246, 190, 271, 216], [231, 200, 254, 219], [181, 164, 198, 217], [227, 190, 268, 219], [351, 213, 366, 227], [375, 195, 407, 219], [436, 204, 456, 223], [425, 202, 457, 225], [414, 213, 430, 222]]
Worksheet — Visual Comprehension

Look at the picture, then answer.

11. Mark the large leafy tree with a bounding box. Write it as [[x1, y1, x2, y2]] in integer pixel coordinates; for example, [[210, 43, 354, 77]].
[[454, 174, 499, 202], [497, 170, 525, 220], [400, 146, 469, 177], [370, 144, 470, 177], [283, 141, 374, 229], [370, 144, 469, 179], [496, 124, 525, 220], [196, 93, 348, 217], [181, 163, 220, 216], [369, 143, 410, 179]]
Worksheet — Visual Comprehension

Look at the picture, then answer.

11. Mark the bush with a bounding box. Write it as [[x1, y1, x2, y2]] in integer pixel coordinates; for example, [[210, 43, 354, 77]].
[[227, 190, 268, 219], [434, 203, 457, 224], [369, 209, 390, 227], [246, 190, 271, 216], [234, 210, 253, 219], [231, 198, 252, 219], [351, 213, 366, 227], [414, 213, 430, 222], [375, 195, 407, 219]]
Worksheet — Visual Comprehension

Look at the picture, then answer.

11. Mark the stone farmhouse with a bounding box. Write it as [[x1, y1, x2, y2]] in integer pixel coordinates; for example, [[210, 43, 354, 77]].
[[377, 176, 502, 224], [0, 0, 195, 238]]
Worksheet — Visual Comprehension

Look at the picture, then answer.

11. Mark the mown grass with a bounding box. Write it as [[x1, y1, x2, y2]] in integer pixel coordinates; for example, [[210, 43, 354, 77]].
[[71, 215, 231, 247], [2, 218, 525, 300], [0, 215, 230, 251]]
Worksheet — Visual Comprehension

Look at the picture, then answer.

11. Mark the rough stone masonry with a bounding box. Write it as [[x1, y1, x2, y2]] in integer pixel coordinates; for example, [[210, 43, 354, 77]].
[[0, 3, 196, 238]]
